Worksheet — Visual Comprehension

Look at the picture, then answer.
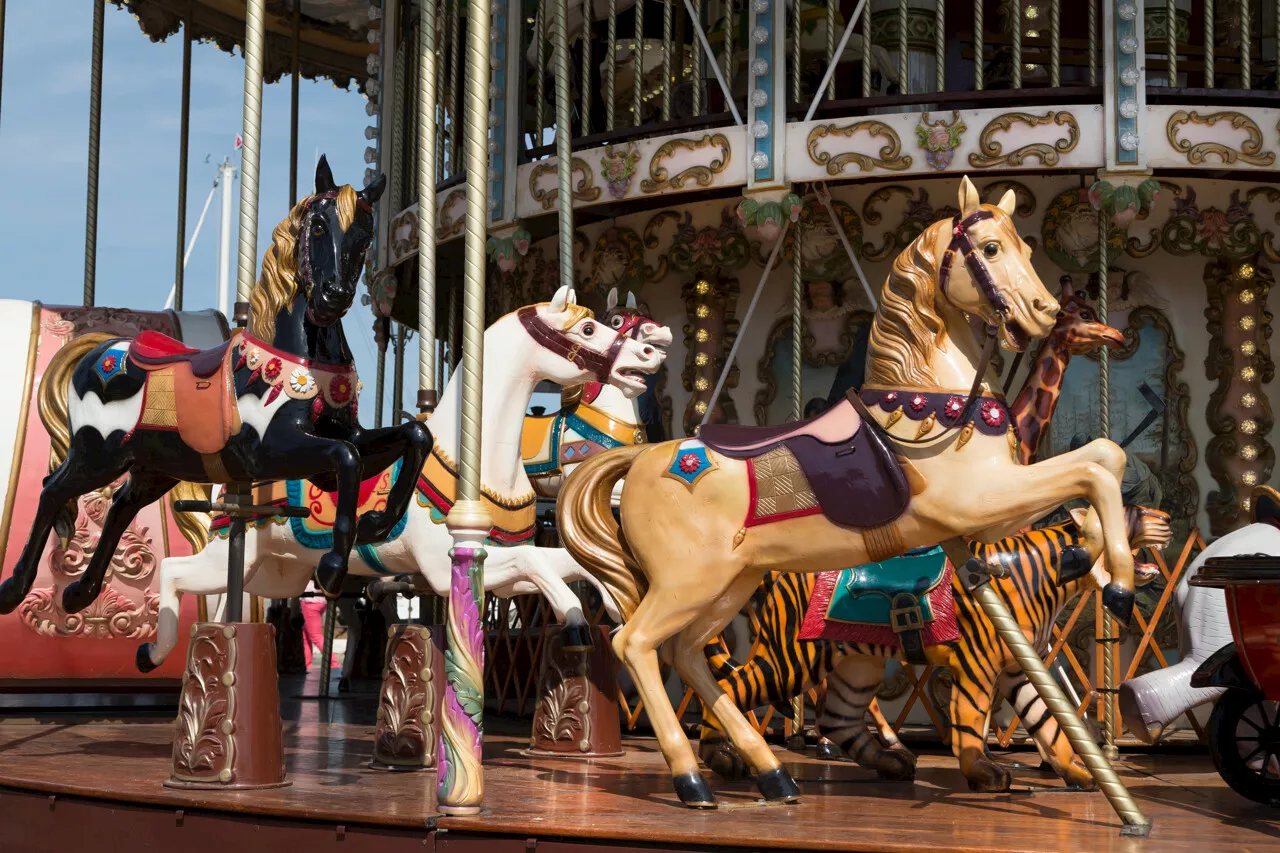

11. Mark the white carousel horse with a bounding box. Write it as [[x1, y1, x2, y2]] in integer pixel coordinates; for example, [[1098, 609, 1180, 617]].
[[137, 286, 670, 670], [522, 289, 658, 506]]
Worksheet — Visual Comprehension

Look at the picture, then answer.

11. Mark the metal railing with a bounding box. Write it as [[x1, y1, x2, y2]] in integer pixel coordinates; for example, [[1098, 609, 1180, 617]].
[[1146, 0, 1280, 92]]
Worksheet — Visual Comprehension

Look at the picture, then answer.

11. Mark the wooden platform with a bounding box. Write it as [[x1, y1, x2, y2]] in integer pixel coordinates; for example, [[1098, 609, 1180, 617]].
[[1, 716, 1277, 852]]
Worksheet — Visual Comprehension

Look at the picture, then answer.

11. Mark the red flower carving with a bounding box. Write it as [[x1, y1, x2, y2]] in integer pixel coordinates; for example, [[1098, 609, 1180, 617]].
[[980, 400, 1005, 427], [263, 357, 283, 382], [330, 374, 354, 405], [884, 392, 898, 404], [678, 453, 702, 473], [100, 354, 117, 373], [909, 394, 928, 412], [943, 395, 965, 419]]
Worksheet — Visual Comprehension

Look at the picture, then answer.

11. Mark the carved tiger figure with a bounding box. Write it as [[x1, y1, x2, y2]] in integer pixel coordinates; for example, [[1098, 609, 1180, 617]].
[[698, 506, 1169, 792]]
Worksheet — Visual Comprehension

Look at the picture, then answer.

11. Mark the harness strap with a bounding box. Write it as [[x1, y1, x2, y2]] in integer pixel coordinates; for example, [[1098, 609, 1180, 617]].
[[938, 210, 1010, 317], [517, 306, 622, 384]]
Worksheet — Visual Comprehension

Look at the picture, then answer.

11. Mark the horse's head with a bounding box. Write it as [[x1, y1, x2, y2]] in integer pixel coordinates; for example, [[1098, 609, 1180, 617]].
[[517, 285, 665, 398], [1053, 282, 1125, 354], [602, 287, 674, 349], [300, 155, 386, 327], [933, 176, 1060, 352]]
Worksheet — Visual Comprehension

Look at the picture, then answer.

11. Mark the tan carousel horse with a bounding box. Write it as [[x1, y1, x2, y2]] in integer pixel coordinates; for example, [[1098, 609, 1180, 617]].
[[557, 177, 1137, 808]]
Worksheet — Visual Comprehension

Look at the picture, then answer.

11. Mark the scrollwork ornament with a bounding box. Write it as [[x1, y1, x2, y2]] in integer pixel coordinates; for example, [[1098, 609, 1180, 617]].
[[590, 227, 646, 293], [968, 111, 1081, 168], [667, 208, 752, 274], [640, 134, 732, 193], [529, 157, 602, 209], [861, 187, 953, 263], [1160, 188, 1262, 260], [642, 210, 680, 282], [1166, 110, 1276, 167], [806, 120, 912, 175]]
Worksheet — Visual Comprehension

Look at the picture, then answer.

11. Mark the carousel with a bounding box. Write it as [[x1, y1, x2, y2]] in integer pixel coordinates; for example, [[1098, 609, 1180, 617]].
[[3, 0, 1280, 849]]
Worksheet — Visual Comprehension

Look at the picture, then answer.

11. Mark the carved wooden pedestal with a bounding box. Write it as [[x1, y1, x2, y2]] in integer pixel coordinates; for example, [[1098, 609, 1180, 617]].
[[369, 623, 446, 771], [527, 624, 624, 758], [164, 622, 289, 790]]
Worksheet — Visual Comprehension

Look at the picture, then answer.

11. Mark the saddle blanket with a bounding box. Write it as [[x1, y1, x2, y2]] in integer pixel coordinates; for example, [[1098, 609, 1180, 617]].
[[798, 546, 959, 648]]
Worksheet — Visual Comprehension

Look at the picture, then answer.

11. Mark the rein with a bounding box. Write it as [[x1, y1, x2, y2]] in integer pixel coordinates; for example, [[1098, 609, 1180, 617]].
[[517, 306, 626, 384]]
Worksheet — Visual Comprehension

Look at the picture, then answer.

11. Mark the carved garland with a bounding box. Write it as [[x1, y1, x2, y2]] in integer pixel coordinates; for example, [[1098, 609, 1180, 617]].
[[1166, 110, 1277, 168], [1204, 260, 1275, 536], [968, 111, 1081, 169], [640, 134, 732, 193], [436, 189, 467, 240], [805, 120, 912, 175]]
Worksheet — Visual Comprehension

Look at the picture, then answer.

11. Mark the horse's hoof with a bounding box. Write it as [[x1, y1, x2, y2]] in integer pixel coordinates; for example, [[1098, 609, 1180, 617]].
[[700, 739, 751, 781], [355, 511, 390, 544], [756, 766, 802, 803], [673, 772, 718, 808], [338, 677, 351, 693], [0, 576, 29, 615], [61, 580, 100, 614], [560, 622, 594, 652], [136, 643, 159, 674], [1102, 583, 1135, 627], [815, 739, 846, 763], [965, 758, 1013, 793], [314, 554, 347, 599], [1056, 544, 1093, 586]]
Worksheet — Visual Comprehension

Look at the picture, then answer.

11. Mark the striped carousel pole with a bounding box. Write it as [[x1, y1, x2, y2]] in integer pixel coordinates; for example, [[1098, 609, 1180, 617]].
[[437, 0, 494, 814], [418, 0, 440, 414], [234, 0, 267, 329], [83, 0, 105, 307]]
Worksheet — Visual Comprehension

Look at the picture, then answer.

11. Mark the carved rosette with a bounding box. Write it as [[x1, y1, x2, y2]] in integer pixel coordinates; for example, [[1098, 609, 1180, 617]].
[[682, 276, 741, 435], [527, 625, 623, 757], [166, 622, 288, 790], [1205, 261, 1275, 535], [371, 624, 444, 770]]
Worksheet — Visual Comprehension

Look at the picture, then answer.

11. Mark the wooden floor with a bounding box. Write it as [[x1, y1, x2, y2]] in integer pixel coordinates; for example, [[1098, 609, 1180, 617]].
[[1, 712, 1278, 852]]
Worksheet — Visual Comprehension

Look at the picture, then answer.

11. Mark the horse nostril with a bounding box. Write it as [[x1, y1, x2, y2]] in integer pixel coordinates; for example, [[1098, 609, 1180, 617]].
[[642, 346, 654, 358]]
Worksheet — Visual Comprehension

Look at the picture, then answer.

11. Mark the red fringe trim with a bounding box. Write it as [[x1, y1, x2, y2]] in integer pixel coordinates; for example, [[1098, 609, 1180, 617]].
[[798, 561, 960, 647]]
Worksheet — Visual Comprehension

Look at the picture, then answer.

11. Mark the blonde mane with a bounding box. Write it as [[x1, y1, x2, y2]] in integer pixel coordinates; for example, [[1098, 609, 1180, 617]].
[[248, 185, 360, 343], [866, 217, 947, 388]]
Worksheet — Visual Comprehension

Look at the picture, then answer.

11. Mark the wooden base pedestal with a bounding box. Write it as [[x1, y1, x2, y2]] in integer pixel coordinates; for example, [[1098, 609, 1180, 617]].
[[370, 623, 446, 771], [164, 622, 290, 790], [527, 624, 624, 758]]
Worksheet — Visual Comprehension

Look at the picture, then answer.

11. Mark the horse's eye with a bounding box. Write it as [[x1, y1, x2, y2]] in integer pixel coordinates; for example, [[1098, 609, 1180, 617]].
[[611, 315, 625, 329], [312, 223, 325, 237], [983, 242, 999, 259], [1079, 309, 1092, 321], [582, 323, 595, 336]]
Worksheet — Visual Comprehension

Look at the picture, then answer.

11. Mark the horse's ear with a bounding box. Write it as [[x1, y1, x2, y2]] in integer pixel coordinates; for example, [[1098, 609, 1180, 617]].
[[606, 287, 618, 313], [549, 285, 570, 313], [626, 291, 637, 308], [568, 288, 578, 305], [360, 173, 387, 205], [315, 155, 338, 194], [996, 188, 1018, 217], [958, 176, 980, 215]]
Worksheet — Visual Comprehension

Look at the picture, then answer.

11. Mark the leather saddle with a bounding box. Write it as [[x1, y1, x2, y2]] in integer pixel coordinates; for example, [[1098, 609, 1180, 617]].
[[699, 397, 911, 530], [128, 330, 240, 455]]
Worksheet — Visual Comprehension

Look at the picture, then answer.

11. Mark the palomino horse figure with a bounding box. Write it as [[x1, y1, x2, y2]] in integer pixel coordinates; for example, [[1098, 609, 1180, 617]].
[[0, 158, 431, 619], [523, 289, 659, 505], [557, 176, 1137, 807], [137, 286, 669, 671]]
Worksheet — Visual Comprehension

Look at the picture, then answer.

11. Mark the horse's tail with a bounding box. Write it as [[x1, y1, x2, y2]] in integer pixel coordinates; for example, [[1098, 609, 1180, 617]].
[[556, 444, 648, 622], [38, 332, 114, 540]]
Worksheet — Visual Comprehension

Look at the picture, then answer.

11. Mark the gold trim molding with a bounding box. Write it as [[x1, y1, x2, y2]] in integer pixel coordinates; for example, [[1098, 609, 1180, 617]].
[[529, 157, 602, 209], [968, 111, 1081, 168], [806, 121, 912, 175], [1166, 110, 1276, 167], [640, 134, 732, 193]]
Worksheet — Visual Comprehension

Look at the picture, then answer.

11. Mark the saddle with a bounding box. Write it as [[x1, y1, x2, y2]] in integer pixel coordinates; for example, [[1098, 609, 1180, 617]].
[[699, 397, 911, 530], [128, 330, 240, 456]]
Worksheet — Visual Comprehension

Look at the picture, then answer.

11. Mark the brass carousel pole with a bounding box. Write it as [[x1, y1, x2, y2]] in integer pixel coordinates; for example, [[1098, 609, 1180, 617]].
[[173, 2, 193, 310], [417, 0, 440, 414], [1097, 200, 1119, 759], [83, 0, 105, 307], [235, 0, 267, 330], [789, 228, 804, 745], [290, 0, 301, 206], [437, 0, 492, 814]]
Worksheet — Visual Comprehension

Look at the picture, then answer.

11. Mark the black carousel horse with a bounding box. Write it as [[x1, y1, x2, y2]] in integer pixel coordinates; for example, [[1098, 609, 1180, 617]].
[[0, 157, 431, 618]]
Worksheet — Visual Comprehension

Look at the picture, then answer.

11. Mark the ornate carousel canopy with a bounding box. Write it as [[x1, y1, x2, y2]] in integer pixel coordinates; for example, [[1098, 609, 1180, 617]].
[[113, 0, 374, 89]]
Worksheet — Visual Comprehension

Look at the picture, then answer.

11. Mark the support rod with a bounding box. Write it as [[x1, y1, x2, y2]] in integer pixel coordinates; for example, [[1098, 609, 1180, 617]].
[[1097, 202, 1117, 757], [680, 0, 743, 124], [290, 0, 301, 205], [235, 0, 268, 327], [418, 0, 440, 411], [174, 6, 192, 310], [804, 0, 867, 122], [815, 183, 876, 309], [554, 0, 575, 292], [83, 0, 105, 308]]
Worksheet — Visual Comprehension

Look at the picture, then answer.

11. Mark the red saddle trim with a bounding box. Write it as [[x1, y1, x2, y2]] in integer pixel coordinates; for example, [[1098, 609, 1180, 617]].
[[798, 563, 960, 646], [133, 329, 199, 359]]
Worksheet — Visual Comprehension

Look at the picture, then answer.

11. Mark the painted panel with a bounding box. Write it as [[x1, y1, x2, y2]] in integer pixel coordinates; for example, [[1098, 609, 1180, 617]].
[[1146, 106, 1280, 172]]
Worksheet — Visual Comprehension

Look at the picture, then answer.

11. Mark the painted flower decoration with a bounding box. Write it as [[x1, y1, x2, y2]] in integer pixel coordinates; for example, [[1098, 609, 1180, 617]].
[[100, 354, 117, 373], [980, 399, 1005, 427], [289, 366, 317, 396], [330, 374, 354, 406], [943, 395, 965, 420], [909, 394, 928, 412], [690, 230, 722, 262], [678, 453, 702, 473], [883, 392, 898, 404], [1197, 209, 1229, 246], [263, 357, 283, 382], [245, 347, 263, 370]]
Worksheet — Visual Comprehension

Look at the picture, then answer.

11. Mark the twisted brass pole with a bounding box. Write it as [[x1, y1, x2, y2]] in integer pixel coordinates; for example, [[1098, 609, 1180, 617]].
[[1049, 0, 1059, 87], [1204, 0, 1214, 87], [174, 6, 192, 310], [935, 0, 944, 91], [1011, 0, 1021, 89], [584, 0, 595, 134], [790, 228, 804, 738], [973, 0, 983, 90], [792, 0, 801, 103], [632, 0, 645, 125], [448, 0, 462, 173], [1166, 0, 1176, 85], [827, 0, 836, 98], [235, 0, 267, 325], [897, 0, 908, 94], [1088, 0, 1097, 85], [290, 0, 300, 206], [942, 543, 1152, 836], [1241, 0, 1252, 88], [554, 0, 575, 292], [418, 0, 440, 411], [862, 0, 871, 96], [1097, 203, 1117, 758], [83, 0, 105, 308], [662, 0, 673, 122]]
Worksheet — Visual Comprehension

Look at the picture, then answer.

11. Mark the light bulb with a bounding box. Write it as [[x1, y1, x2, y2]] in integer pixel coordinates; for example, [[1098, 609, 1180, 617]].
[[751, 120, 769, 138], [1119, 98, 1138, 118], [751, 25, 769, 44], [751, 57, 769, 76], [1119, 131, 1140, 151], [752, 151, 770, 170], [1121, 66, 1141, 86], [751, 88, 769, 107]]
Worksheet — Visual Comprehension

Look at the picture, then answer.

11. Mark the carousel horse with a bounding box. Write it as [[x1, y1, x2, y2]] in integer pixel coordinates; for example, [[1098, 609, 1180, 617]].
[[556, 176, 1138, 807], [137, 285, 669, 671], [0, 158, 431, 618], [522, 289, 664, 504], [694, 283, 1140, 789]]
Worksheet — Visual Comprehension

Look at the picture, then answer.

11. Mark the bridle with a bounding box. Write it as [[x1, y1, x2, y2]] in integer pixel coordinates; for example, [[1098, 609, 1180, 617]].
[[298, 191, 374, 299], [517, 306, 630, 384], [851, 209, 1011, 446], [604, 308, 652, 341]]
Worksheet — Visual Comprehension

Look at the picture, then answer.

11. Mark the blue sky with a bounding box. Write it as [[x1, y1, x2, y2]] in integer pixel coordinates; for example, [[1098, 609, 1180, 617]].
[[0, 0, 396, 419]]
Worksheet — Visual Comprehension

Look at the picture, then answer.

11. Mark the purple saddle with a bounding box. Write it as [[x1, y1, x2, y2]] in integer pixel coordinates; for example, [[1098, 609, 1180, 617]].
[[698, 396, 911, 530]]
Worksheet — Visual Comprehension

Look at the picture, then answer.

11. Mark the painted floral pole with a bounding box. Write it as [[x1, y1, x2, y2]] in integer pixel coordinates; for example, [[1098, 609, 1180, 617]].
[[437, 501, 491, 813]]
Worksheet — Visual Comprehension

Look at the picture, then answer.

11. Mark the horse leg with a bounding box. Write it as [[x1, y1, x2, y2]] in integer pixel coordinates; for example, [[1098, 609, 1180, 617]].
[[519, 549, 594, 650], [0, 447, 123, 614], [818, 656, 916, 780], [342, 420, 432, 544], [137, 532, 239, 671], [63, 471, 177, 613], [998, 669, 1095, 789]]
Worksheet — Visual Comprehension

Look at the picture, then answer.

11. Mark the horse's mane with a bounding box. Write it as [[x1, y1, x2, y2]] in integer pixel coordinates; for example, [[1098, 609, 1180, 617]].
[[248, 185, 359, 343]]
